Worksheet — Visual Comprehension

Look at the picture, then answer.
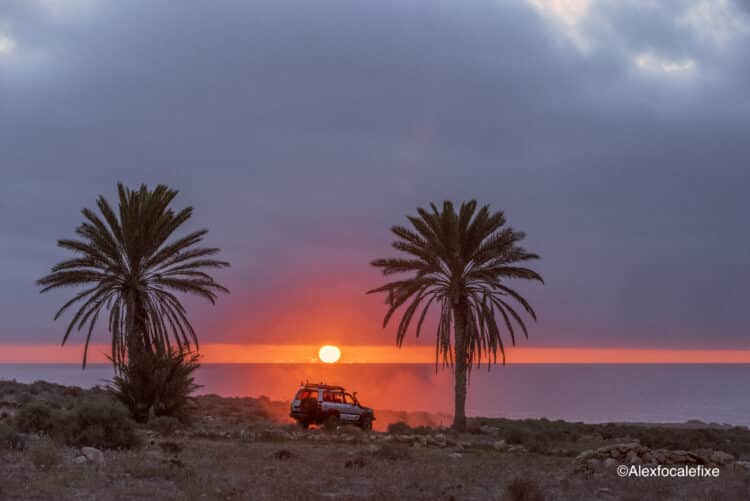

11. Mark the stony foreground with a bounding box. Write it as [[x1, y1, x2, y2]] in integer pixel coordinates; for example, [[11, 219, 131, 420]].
[[3, 425, 750, 500], [2, 380, 750, 500]]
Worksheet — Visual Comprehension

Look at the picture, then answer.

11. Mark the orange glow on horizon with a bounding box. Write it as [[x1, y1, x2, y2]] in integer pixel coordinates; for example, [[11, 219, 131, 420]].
[[2, 343, 750, 364]]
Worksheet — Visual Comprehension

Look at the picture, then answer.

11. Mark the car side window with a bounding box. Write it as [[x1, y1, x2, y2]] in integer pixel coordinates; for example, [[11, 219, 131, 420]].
[[297, 389, 316, 400], [344, 393, 355, 404], [322, 390, 346, 403]]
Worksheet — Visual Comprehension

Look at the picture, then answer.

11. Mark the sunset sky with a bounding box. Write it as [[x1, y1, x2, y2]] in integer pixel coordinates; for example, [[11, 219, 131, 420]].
[[1, 0, 749, 363]]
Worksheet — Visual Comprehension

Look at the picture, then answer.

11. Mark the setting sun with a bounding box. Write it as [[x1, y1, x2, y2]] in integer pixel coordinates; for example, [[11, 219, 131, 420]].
[[318, 345, 341, 364]]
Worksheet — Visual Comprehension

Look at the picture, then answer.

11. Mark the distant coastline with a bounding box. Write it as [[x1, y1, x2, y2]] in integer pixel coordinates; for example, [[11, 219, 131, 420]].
[[2, 363, 750, 427]]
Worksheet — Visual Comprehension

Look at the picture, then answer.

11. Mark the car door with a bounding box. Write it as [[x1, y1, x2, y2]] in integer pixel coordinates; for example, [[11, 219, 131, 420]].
[[320, 390, 336, 416], [338, 392, 361, 422]]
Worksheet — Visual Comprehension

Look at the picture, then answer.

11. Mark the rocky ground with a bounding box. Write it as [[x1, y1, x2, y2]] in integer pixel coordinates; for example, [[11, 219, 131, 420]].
[[2, 380, 750, 500]]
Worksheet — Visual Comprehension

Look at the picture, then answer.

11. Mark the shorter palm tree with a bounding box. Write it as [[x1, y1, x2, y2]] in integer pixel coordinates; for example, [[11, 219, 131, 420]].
[[368, 200, 543, 430], [37, 183, 229, 420]]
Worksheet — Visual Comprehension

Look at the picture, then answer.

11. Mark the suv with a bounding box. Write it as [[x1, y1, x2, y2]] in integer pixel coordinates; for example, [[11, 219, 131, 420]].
[[289, 383, 375, 430]]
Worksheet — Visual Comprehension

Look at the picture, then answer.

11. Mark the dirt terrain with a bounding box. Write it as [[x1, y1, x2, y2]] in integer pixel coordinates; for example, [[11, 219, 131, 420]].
[[1, 380, 749, 500]]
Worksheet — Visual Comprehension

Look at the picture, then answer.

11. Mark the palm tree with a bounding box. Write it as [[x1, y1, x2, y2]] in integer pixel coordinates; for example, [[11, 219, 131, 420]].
[[368, 200, 543, 430], [37, 183, 229, 371]]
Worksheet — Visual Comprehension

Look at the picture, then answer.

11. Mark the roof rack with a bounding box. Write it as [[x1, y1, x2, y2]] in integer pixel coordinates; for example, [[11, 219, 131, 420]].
[[299, 380, 345, 391]]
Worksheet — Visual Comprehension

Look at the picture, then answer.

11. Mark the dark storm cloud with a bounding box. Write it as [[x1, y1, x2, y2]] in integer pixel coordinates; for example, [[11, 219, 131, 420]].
[[1, 0, 748, 348]]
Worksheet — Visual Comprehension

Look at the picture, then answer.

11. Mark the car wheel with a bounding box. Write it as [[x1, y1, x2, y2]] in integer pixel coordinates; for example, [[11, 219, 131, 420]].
[[298, 420, 310, 430], [323, 413, 339, 431], [359, 415, 373, 431]]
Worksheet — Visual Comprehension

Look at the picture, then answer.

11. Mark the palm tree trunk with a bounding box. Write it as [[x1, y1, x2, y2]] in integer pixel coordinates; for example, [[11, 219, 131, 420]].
[[125, 293, 154, 423], [452, 302, 468, 431], [126, 294, 149, 370]]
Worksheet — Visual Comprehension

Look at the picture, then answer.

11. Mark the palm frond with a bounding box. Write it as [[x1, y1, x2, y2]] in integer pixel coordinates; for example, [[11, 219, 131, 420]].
[[38, 183, 230, 369], [369, 199, 543, 371]]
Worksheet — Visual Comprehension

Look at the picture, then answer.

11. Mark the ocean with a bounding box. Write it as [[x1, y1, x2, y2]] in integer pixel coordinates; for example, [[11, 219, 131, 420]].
[[1, 363, 749, 426]]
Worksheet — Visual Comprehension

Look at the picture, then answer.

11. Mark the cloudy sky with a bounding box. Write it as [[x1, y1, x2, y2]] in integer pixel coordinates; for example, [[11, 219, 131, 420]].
[[1, 0, 748, 358]]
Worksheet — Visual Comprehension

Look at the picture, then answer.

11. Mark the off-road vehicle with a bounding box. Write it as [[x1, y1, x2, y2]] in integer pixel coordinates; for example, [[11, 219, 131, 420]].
[[289, 383, 375, 430]]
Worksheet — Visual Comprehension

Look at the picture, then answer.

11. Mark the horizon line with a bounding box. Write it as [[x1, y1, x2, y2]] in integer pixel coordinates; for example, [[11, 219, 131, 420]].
[[2, 344, 750, 364]]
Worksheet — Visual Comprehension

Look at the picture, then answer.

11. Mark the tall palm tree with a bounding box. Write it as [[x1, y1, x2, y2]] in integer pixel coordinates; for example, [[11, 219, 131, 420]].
[[368, 200, 543, 430], [37, 182, 230, 370]]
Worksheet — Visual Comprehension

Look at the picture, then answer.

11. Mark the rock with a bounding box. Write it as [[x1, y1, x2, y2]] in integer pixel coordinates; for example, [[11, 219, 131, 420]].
[[81, 447, 104, 464], [272, 449, 295, 461], [493, 440, 508, 451], [339, 425, 362, 435], [669, 450, 697, 465], [256, 429, 292, 442], [426, 434, 447, 447], [240, 430, 256, 442], [579, 434, 603, 442], [573, 442, 734, 470], [73, 455, 88, 464], [625, 451, 641, 465], [709, 450, 734, 465], [448, 452, 463, 459], [586, 458, 601, 469], [479, 425, 499, 435], [597, 443, 639, 455], [734, 460, 750, 470], [669, 450, 689, 459]]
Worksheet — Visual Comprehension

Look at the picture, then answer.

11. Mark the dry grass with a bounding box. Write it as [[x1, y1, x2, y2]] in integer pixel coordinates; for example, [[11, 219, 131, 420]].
[[373, 443, 412, 461], [1, 430, 749, 500], [2, 380, 750, 500]]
